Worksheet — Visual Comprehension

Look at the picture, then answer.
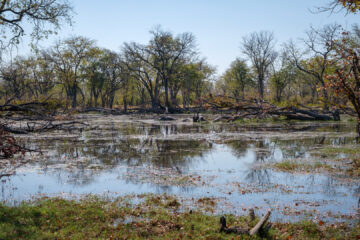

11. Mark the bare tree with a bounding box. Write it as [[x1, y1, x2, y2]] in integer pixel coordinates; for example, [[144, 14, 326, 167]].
[[284, 24, 341, 110], [242, 31, 277, 101]]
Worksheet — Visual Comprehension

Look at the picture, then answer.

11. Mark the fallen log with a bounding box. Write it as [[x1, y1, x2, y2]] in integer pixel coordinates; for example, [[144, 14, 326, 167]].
[[249, 210, 271, 236], [220, 209, 271, 236], [1, 121, 89, 134]]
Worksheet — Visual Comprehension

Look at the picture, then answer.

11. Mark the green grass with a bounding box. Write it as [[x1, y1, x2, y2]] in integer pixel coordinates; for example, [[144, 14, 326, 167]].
[[0, 195, 359, 240], [274, 160, 300, 171], [234, 116, 288, 124], [274, 160, 332, 172], [320, 146, 360, 155]]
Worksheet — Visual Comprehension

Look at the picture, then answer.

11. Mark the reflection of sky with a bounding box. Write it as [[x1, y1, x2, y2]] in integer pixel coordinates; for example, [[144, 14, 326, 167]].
[[2, 116, 360, 223]]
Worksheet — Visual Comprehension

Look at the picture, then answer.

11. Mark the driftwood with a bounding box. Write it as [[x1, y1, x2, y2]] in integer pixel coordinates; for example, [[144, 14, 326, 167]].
[[202, 95, 342, 121], [220, 209, 271, 236], [218, 106, 339, 122]]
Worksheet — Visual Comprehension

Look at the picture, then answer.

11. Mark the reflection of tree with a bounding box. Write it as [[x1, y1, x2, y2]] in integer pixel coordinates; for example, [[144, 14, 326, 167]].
[[18, 119, 360, 198], [34, 123, 213, 186], [245, 168, 271, 185], [226, 140, 251, 159], [323, 176, 337, 197]]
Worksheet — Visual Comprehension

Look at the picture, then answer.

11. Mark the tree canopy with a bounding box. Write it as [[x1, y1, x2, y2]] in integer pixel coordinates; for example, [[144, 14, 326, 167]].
[[0, 0, 73, 48]]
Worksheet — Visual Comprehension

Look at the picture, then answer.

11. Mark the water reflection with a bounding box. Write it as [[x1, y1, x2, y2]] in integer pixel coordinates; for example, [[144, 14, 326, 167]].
[[2, 115, 360, 222]]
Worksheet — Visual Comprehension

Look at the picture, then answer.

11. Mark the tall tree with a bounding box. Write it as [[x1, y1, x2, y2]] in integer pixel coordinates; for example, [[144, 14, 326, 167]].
[[123, 42, 162, 110], [269, 55, 297, 103], [284, 24, 341, 110], [101, 50, 124, 109], [222, 58, 254, 100], [148, 27, 197, 109], [326, 25, 360, 130], [124, 27, 198, 111], [47, 36, 96, 108], [242, 31, 277, 101]]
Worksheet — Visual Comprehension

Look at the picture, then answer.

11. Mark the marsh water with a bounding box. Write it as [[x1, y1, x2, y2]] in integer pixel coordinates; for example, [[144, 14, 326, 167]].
[[1, 114, 360, 223]]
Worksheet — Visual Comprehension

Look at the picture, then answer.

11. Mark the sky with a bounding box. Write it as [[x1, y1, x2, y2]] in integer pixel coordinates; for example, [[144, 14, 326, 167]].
[[15, 0, 360, 75]]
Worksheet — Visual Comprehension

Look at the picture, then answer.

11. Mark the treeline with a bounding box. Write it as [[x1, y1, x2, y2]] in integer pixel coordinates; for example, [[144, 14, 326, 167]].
[[1, 23, 360, 116], [0, 27, 215, 112], [217, 23, 359, 113]]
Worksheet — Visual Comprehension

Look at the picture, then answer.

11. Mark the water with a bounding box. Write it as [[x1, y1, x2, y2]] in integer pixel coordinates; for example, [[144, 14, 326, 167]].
[[1, 114, 359, 223]]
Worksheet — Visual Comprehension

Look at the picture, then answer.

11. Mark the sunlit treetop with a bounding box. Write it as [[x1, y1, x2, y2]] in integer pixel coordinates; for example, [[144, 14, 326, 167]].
[[339, 0, 360, 12], [323, 0, 360, 13]]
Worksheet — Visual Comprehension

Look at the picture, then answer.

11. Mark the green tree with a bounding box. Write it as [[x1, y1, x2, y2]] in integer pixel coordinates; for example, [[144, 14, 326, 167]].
[[124, 26, 197, 111], [222, 58, 254, 101], [47, 36, 96, 108]]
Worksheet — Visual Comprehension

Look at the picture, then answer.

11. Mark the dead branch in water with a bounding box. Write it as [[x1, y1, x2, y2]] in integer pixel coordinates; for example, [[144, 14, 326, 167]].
[[1, 121, 89, 134], [204, 96, 340, 121]]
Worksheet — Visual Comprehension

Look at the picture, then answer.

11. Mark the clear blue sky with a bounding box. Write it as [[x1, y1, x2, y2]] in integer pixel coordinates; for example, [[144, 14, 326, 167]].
[[19, 0, 360, 75]]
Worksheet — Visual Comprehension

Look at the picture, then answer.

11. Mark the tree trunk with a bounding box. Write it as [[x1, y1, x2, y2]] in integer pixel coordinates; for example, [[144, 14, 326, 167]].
[[258, 75, 264, 101], [140, 88, 145, 108], [170, 91, 177, 107], [71, 86, 77, 109], [123, 96, 127, 113], [164, 78, 170, 108], [322, 87, 329, 110], [109, 91, 115, 109]]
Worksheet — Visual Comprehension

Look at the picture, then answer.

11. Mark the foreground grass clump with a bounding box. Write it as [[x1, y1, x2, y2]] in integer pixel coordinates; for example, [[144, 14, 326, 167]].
[[0, 195, 359, 239]]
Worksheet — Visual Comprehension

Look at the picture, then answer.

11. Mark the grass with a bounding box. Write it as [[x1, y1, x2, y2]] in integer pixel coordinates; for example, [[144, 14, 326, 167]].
[[320, 146, 360, 156], [346, 158, 360, 176], [273, 160, 332, 172], [0, 195, 359, 240], [233, 116, 288, 124], [317, 146, 360, 176]]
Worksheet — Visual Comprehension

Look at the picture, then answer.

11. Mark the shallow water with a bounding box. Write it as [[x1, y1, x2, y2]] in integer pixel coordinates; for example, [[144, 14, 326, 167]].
[[1, 114, 360, 223]]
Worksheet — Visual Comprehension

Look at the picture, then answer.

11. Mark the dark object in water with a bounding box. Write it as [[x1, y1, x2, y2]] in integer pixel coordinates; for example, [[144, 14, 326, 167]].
[[159, 115, 176, 121]]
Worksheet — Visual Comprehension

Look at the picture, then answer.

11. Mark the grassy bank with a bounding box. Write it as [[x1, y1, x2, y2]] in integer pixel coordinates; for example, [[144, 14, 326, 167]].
[[0, 195, 359, 240]]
